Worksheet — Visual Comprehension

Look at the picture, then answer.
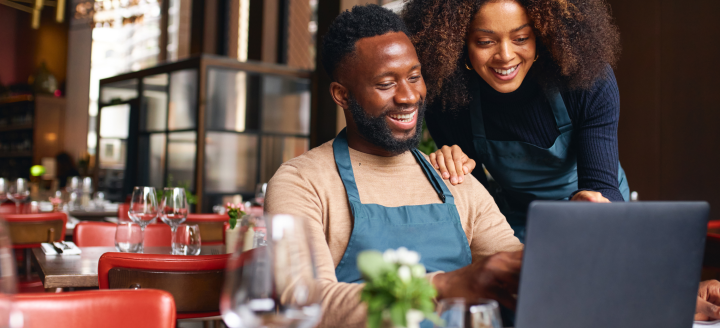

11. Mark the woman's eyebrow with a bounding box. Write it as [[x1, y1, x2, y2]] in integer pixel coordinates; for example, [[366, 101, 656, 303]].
[[474, 24, 529, 34]]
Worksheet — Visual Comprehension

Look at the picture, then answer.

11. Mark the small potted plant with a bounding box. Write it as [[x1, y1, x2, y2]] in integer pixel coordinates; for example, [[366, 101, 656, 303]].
[[224, 203, 246, 254], [358, 247, 442, 328]]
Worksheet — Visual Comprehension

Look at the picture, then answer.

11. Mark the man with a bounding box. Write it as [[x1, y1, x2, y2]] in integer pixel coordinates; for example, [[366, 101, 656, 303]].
[[266, 5, 522, 327], [265, 4, 720, 327]]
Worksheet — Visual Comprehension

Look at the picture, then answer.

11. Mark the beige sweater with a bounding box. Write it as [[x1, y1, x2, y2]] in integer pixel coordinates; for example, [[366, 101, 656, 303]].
[[265, 140, 523, 328]]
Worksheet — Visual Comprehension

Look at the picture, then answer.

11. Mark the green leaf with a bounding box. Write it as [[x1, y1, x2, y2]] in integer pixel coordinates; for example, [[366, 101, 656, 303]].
[[358, 251, 393, 281], [367, 311, 382, 328], [229, 212, 237, 229], [390, 302, 408, 327]]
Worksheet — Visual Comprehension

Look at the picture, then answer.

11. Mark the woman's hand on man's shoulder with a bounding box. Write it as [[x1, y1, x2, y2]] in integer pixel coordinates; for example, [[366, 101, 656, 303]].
[[429, 145, 476, 185]]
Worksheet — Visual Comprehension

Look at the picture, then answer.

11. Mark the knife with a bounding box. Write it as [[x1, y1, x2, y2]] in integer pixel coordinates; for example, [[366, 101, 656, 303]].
[[51, 242, 64, 254]]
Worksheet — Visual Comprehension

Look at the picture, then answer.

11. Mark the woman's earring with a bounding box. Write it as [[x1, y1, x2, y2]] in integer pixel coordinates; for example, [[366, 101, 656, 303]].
[[465, 57, 473, 70], [534, 54, 539, 62]]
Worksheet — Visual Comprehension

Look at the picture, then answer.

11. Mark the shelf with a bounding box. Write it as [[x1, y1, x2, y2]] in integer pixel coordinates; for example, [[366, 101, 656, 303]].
[[0, 151, 32, 158], [0, 95, 33, 105], [0, 124, 33, 132]]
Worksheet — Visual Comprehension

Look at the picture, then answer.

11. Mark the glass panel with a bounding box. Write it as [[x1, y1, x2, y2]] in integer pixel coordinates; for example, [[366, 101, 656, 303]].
[[100, 79, 139, 104], [98, 138, 127, 169], [99, 104, 130, 138], [260, 136, 309, 183], [169, 69, 198, 130], [142, 74, 168, 131], [261, 75, 311, 135], [138, 133, 166, 189], [205, 132, 258, 193], [167, 132, 196, 190], [206, 69, 260, 132]]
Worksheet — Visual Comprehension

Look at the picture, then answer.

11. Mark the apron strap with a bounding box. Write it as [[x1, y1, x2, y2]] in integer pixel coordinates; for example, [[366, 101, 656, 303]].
[[411, 149, 454, 205], [332, 129, 362, 203], [544, 90, 573, 134]]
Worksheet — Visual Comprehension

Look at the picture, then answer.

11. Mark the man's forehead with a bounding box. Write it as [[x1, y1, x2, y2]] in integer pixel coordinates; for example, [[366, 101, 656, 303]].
[[341, 32, 418, 80]]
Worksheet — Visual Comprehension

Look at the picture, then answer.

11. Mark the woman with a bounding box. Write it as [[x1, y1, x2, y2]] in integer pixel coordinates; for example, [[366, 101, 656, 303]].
[[402, 0, 629, 240]]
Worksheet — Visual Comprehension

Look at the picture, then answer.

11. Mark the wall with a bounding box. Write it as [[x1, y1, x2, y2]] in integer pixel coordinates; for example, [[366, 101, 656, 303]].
[[0, 6, 19, 85], [609, 0, 720, 220], [14, 7, 69, 87]]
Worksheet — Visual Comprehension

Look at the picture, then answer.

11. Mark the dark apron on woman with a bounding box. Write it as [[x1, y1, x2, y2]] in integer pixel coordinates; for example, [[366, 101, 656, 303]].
[[333, 129, 472, 328], [470, 86, 630, 242]]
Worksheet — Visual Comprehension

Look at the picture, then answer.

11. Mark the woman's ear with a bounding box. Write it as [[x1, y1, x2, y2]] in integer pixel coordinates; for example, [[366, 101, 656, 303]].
[[330, 82, 350, 109]]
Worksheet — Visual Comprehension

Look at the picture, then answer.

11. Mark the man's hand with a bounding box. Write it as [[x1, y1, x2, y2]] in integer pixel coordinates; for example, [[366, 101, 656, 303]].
[[696, 280, 720, 320], [429, 145, 476, 185], [433, 251, 523, 310], [571, 190, 610, 203]]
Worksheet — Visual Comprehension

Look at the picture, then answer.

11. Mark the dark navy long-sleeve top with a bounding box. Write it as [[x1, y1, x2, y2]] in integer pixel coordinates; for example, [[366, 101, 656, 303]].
[[425, 66, 624, 201]]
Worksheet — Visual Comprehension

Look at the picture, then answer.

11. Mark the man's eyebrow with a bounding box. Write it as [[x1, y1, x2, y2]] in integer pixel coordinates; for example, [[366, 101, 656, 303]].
[[372, 64, 422, 80], [474, 24, 530, 34]]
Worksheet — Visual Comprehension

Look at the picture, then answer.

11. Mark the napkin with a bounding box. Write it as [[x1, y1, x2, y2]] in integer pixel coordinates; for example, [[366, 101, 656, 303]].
[[41, 242, 82, 255]]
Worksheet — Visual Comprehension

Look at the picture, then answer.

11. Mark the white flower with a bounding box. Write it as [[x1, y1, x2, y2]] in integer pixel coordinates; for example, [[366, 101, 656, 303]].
[[383, 249, 398, 263], [396, 247, 420, 265], [406, 309, 425, 328], [398, 265, 411, 283], [411, 264, 426, 278]]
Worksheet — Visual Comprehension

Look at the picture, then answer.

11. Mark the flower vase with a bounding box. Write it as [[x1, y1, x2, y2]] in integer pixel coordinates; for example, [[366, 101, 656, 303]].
[[380, 309, 423, 328], [225, 224, 242, 254]]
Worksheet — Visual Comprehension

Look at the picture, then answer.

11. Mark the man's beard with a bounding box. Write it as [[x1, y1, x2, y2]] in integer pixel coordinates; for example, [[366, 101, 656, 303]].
[[347, 94, 426, 155]]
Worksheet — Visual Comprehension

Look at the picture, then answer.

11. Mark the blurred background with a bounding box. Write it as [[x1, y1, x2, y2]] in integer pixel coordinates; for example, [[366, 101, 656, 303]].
[[0, 0, 717, 218]]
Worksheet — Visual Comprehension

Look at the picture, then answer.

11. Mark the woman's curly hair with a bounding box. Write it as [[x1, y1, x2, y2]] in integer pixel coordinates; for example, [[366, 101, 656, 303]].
[[401, 0, 621, 112]]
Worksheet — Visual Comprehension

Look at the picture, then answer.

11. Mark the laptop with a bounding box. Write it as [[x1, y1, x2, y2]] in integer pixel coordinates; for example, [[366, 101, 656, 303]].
[[516, 201, 710, 328]]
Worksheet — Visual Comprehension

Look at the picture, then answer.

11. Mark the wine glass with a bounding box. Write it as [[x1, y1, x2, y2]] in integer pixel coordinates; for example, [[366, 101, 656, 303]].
[[0, 178, 8, 203], [7, 178, 30, 214], [254, 183, 267, 206], [221, 214, 322, 328], [161, 187, 188, 255], [128, 186, 159, 252], [435, 298, 502, 328]]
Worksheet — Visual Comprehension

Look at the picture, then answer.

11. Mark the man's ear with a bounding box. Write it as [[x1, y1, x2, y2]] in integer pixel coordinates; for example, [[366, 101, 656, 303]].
[[330, 82, 350, 109]]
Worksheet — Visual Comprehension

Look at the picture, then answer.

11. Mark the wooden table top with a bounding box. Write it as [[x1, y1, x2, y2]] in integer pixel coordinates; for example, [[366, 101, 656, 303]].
[[31, 245, 226, 289]]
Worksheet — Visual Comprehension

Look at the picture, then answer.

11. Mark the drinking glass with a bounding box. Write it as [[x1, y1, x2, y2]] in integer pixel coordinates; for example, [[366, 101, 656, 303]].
[[435, 298, 502, 328], [254, 183, 267, 206], [161, 187, 189, 255], [221, 214, 322, 328], [173, 224, 201, 255], [128, 187, 159, 252], [7, 178, 29, 214], [0, 178, 7, 203], [115, 222, 144, 253]]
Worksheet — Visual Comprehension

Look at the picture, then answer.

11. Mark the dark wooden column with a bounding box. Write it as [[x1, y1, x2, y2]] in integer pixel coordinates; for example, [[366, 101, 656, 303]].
[[310, 0, 341, 148]]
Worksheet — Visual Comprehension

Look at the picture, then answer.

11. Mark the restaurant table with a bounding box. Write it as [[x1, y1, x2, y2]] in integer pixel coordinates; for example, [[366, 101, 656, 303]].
[[31, 245, 225, 289], [68, 210, 119, 221]]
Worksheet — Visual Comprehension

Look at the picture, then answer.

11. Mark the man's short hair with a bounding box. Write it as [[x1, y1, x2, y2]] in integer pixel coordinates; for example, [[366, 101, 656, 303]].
[[321, 4, 410, 81]]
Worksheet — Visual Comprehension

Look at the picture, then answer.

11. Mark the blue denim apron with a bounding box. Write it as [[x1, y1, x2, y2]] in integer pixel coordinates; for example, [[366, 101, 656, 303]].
[[333, 129, 472, 285], [470, 81, 630, 242]]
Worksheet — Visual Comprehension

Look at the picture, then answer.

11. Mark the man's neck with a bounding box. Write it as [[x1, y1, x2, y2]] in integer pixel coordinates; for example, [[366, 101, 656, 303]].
[[345, 127, 404, 157]]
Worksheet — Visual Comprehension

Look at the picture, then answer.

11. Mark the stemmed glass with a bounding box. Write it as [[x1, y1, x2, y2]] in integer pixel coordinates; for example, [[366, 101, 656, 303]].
[[221, 214, 322, 328], [161, 187, 189, 255], [7, 178, 30, 214], [128, 186, 159, 252], [0, 178, 8, 204]]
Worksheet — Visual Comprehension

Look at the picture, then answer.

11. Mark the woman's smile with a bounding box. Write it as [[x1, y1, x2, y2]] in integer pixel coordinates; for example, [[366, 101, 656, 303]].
[[490, 63, 521, 81]]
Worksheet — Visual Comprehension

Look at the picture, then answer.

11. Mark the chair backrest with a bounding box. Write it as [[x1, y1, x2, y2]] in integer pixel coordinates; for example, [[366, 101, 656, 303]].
[[73, 222, 172, 247], [98, 252, 230, 318], [2, 213, 67, 248], [185, 214, 229, 245], [15, 289, 176, 328]]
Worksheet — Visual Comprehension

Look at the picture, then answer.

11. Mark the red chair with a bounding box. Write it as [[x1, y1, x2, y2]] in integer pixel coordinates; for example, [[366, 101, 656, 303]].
[[0, 202, 27, 214], [2, 212, 68, 292], [15, 289, 176, 328], [73, 222, 172, 247], [186, 214, 229, 245], [117, 203, 130, 222], [98, 252, 230, 319]]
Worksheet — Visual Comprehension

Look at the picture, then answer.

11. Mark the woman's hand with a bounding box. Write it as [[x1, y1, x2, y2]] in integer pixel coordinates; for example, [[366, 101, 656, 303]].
[[429, 145, 476, 185], [571, 190, 610, 203], [696, 280, 720, 321]]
